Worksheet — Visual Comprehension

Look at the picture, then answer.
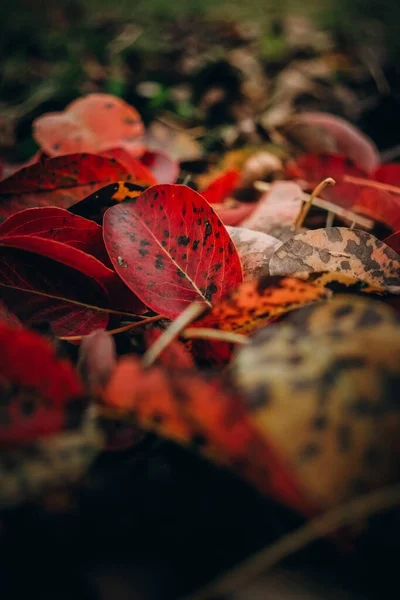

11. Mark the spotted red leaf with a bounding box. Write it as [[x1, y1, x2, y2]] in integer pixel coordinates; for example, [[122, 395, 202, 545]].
[[0, 248, 110, 336], [101, 148, 157, 186], [0, 322, 85, 446], [201, 169, 241, 204], [141, 150, 179, 184], [103, 184, 243, 318], [0, 153, 132, 221], [33, 93, 145, 157]]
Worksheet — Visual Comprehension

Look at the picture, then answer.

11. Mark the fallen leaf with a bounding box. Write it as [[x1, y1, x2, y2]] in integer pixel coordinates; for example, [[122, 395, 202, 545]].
[[0, 206, 111, 264], [270, 228, 400, 288], [192, 275, 330, 335], [201, 169, 241, 204], [141, 150, 180, 184], [241, 181, 303, 240], [103, 356, 317, 517], [0, 154, 132, 221], [33, 93, 145, 157], [101, 147, 157, 186], [103, 183, 243, 318], [384, 230, 400, 255], [144, 327, 194, 368], [373, 164, 400, 186], [0, 322, 85, 446], [352, 187, 400, 230], [282, 113, 380, 172], [68, 181, 145, 224], [231, 295, 400, 509], [0, 248, 110, 336], [227, 226, 281, 281], [211, 201, 256, 226]]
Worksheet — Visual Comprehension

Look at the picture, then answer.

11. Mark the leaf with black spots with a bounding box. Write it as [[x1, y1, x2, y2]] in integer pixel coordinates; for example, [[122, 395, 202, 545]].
[[231, 296, 400, 509], [103, 184, 243, 318], [0, 154, 132, 221], [270, 228, 400, 288]]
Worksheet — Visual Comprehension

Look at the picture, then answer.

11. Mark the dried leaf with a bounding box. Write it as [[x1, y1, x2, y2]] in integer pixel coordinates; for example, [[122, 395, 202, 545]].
[[33, 93, 144, 157], [0, 154, 132, 221], [270, 228, 400, 288], [0, 322, 85, 446], [103, 184, 243, 318], [231, 296, 400, 508], [227, 226, 281, 281]]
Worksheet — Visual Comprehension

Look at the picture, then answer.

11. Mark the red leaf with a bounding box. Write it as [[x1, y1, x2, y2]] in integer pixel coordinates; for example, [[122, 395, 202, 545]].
[[0, 154, 132, 221], [141, 150, 179, 184], [0, 248, 110, 336], [0, 322, 84, 445], [285, 112, 380, 172], [211, 201, 256, 226], [0, 300, 21, 327], [33, 93, 145, 157], [353, 187, 400, 230], [0, 207, 110, 264], [144, 327, 194, 368], [384, 231, 400, 254], [373, 164, 400, 186], [101, 148, 157, 186], [201, 169, 241, 204], [103, 184, 243, 318]]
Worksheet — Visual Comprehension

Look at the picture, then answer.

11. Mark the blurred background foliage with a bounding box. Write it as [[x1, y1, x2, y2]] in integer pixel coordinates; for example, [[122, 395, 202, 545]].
[[1, 0, 399, 161]]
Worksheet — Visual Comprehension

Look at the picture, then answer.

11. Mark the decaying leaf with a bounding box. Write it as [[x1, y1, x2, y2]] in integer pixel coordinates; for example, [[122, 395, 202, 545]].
[[270, 228, 400, 288], [227, 226, 281, 281], [192, 275, 330, 335], [103, 183, 243, 318], [231, 296, 400, 509], [0, 154, 132, 221], [0, 322, 86, 445], [33, 93, 144, 157]]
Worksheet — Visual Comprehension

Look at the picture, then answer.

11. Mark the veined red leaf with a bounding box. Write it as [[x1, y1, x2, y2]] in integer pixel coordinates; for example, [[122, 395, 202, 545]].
[[141, 150, 179, 184], [0, 322, 85, 446], [0, 207, 111, 264], [373, 164, 400, 186], [352, 187, 400, 230], [33, 93, 145, 157], [0, 248, 110, 336], [201, 169, 241, 204], [0, 154, 132, 221], [283, 113, 379, 172], [101, 148, 157, 186], [103, 184, 243, 318]]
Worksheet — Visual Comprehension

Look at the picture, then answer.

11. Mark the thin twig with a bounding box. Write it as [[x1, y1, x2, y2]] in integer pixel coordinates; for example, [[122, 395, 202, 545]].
[[181, 328, 249, 345], [295, 178, 336, 229], [142, 302, 207, 368], [183, 484, 400, 600]]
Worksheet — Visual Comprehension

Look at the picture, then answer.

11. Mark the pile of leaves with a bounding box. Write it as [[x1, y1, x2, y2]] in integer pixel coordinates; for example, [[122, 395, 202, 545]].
[[1, 91, 400, 596]]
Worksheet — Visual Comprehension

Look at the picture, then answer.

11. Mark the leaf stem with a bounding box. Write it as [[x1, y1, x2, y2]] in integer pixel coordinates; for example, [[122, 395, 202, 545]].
[[181, 328, 249, 345], [60, 314, 164, 342], [295, 177, 336, 229]]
